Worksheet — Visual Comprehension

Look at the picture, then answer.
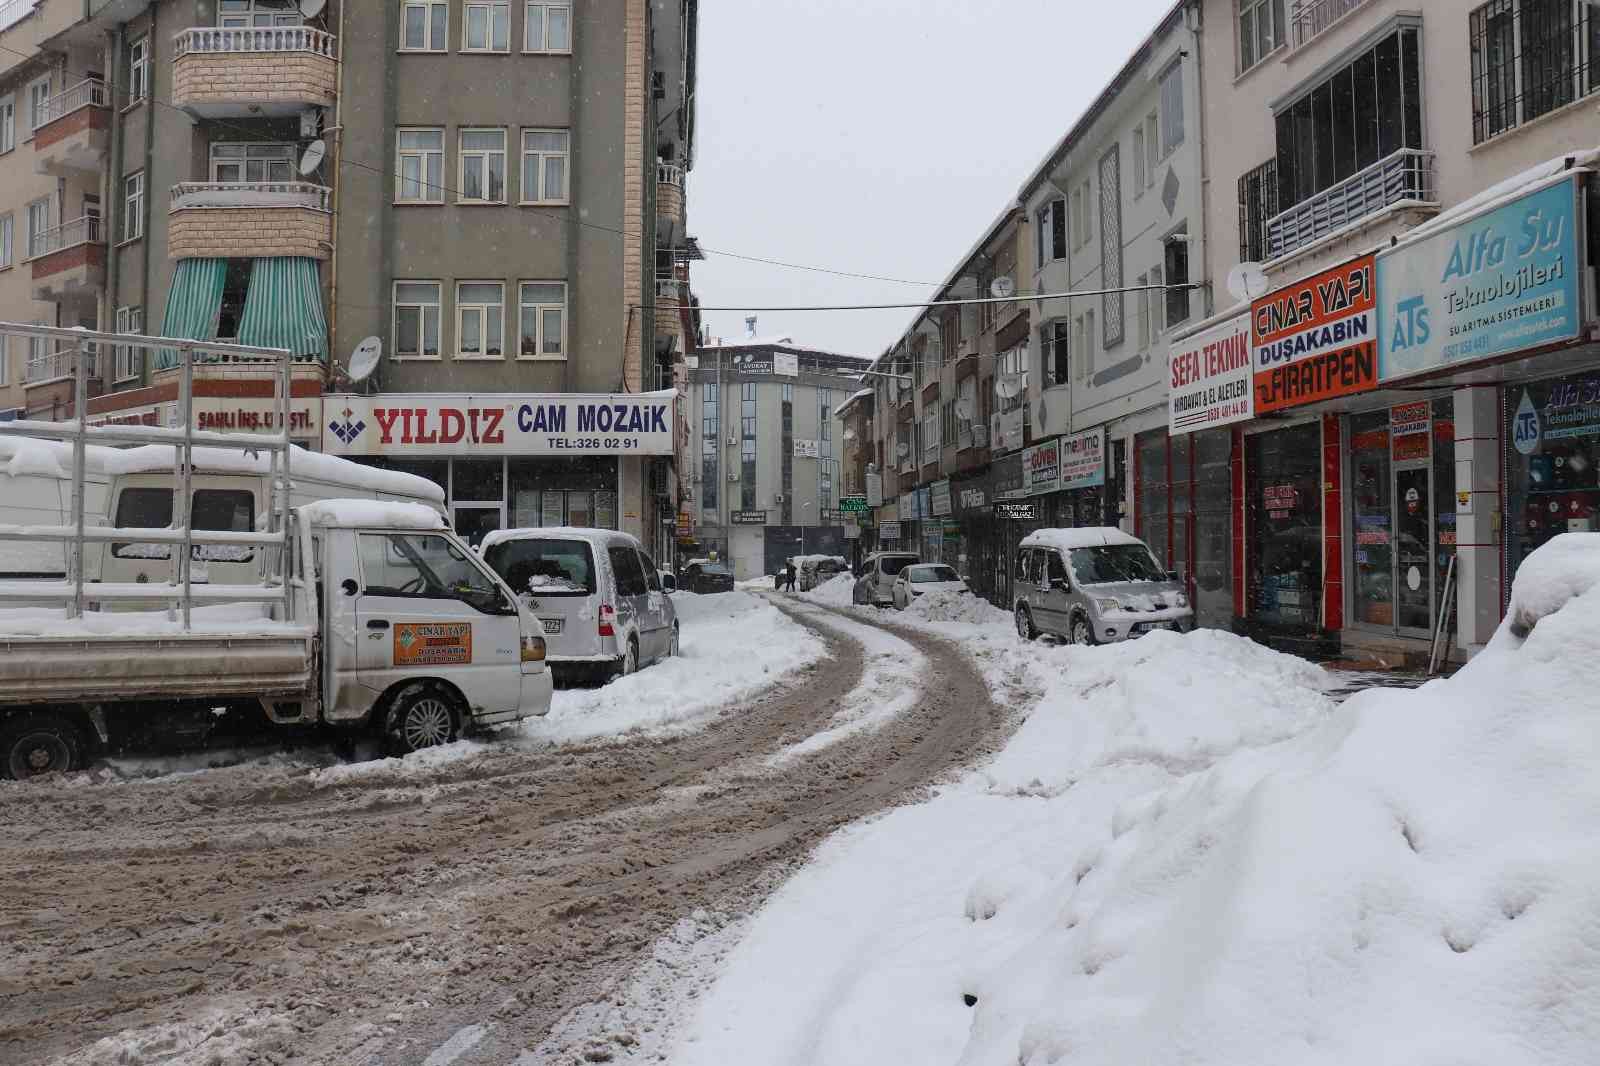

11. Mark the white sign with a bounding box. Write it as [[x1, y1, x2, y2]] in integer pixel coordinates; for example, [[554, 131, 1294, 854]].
[[1023, 440, 1060, 496], [1168, 312, 1253, 435], [90, 396, 322, 438], [865, 471, 884, 507], [898, 493, 916, 521], [1060, 427, 1105, 490], [793, 438, 820, 458], [992, 408, 1025, 453], [322, 392, 676, 457], [773, 352, 799, 377], [878, 521, 901, 541]]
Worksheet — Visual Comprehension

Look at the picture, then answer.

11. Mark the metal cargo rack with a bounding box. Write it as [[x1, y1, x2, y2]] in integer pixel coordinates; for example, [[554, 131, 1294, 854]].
[[0, 322, 297, 629]]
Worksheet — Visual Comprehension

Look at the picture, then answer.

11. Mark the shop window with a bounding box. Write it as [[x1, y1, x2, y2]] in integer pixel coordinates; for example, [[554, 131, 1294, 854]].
[[1246, 422, 1323, 631], [1505, 373, 1600, 581], [452, 459, 504, 502]]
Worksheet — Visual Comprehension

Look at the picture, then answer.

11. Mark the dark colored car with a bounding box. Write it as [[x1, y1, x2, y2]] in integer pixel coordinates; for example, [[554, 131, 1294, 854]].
[[679, 561, 735, 594]]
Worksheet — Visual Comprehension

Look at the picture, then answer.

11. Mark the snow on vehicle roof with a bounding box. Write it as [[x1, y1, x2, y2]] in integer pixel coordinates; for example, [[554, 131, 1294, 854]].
[[300, 500, 446, 530], [0, 435, 444, 503], [479, 526, 640, 552], [1020, 527, 1146, 552]]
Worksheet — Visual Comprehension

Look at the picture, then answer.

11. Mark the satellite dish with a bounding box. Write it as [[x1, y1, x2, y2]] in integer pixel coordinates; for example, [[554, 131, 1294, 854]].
[[995, 374, 1023, 400], [300, 0, 327, 17], [1226, 262, 1270, 303], [989, 276, 1015, 299], [298, 139, 326, 177], [348, 336, 382, 382]]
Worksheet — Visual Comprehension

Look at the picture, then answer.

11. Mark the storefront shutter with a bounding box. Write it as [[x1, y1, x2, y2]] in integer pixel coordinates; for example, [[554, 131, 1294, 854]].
[[154, 257, 227, 369], [237, 256, 328, 362]]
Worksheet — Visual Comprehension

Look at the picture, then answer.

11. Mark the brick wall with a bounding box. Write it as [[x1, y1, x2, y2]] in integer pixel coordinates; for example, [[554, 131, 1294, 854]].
[[657, 181, 684, 225], [172, 52, 336, 110], [168, 207, 332, 260], [33, 104, 110, 151], [621, 0, 648, 394]]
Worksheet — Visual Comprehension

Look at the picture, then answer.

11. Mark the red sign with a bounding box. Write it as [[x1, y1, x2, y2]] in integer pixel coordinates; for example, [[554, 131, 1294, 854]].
[[1251, 255, 1378, 413]]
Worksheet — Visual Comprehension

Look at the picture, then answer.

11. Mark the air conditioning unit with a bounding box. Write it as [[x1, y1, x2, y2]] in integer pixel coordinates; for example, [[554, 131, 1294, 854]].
[[728, 471, 740, 482], [726, 435, 738, 447]]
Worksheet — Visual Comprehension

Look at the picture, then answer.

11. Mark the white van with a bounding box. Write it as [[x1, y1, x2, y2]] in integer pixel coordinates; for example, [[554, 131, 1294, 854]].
[[0, 438, 114, 584], [480, 527, 678, 682]]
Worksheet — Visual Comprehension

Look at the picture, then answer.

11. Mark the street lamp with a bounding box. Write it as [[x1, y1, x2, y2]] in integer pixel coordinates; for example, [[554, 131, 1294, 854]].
[[798, 501, 813, 556]]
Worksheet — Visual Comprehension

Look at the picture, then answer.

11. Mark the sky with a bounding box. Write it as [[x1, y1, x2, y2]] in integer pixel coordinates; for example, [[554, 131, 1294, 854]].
[[689, 0, 1180, 359]]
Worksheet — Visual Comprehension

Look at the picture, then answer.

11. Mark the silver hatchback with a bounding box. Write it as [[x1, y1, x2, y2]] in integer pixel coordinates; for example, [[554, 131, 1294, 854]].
[[1012, 528, 1193, 644]]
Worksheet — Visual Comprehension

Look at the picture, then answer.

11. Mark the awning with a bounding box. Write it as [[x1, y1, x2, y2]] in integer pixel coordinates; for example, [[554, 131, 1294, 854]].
[[155, 257, 227, 370], [237, 256, 328, 362]]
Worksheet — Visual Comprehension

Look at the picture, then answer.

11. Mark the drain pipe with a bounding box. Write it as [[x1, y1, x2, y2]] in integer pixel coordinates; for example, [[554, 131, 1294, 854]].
[[105, 26, 123, 337], [139, 1, 155, 372], [326, 0, 346, 373]]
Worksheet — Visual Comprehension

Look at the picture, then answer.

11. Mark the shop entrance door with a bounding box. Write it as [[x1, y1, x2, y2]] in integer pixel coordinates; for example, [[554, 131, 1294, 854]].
[[1393, 464, 1433, 633]]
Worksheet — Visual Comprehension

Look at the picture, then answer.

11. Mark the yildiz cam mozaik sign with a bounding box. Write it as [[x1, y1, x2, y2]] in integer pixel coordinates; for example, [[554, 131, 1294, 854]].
[[323, 392, 677, 456]]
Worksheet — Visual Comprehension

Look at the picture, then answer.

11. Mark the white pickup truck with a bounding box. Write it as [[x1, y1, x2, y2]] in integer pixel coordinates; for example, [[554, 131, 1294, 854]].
[[0, 500, 553, 779]]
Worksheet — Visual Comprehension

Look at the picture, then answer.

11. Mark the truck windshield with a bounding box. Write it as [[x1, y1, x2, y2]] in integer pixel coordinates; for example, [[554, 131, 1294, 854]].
[[360, 532, 509, 612], [482, 538, 597, 595], [1067, 545, 1165, 585]]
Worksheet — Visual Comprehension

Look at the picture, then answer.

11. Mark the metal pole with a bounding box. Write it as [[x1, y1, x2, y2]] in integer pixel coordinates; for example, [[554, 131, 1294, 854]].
[[279, 348, 293, 622], [69, 341, 88, 620], [179, 343, 194, 630]]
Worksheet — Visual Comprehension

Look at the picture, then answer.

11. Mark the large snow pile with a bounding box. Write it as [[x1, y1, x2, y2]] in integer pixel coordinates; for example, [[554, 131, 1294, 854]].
[[806, 573, 856, 607], [904, 588, 1011, 626], [676, 533, 1600, 1066]]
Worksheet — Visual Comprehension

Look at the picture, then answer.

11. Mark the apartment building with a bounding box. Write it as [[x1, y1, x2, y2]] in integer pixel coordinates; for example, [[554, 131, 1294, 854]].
[[686, 334, 869, 580], [1188, 0, 1600, 663], [0, 0, 699, 564]]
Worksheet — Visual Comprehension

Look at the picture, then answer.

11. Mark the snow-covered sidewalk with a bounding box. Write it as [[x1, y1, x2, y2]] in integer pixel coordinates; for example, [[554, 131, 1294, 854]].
[[671, 539, 1600, 1066]]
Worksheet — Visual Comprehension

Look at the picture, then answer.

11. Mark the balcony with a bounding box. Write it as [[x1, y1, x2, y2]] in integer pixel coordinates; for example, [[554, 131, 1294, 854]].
[[168, 182, 332, 261], [171, 26, 337, 118], [1265, 149, 1436, 262], [32, 79, 111, 178], [655, 278, 686, 356], [25, 346, 100, 387], [656, 162, 685, 243], [1290, 0, 1374, 49], [29, 216, 106, 305]]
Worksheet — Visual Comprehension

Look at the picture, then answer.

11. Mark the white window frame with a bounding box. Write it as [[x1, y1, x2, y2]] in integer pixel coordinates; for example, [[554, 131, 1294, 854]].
[[1238, 0, 1285, 75], [0, 335, 8, 388], [0, 93, 15, 154], [217, 0, 301, 28], [395, 127, 445, 203], [524, 1, 572, 53], [400, 0, 449, 52], [209, 142, 296, 183], [462, 0, 511, 52], [455, 280, 506, 359], [1132, 125, 1146, 195], [114, 306, 143, 382], [128, 37, 149, 105], [27, 76, 50, 134], [1150, 264, 1165, 333], [393, 280, 443, 360], [1144, 113, 1159, 187], [519, 128, 570, 204], [122, 171, 145, 243], [1134, 272, 1150, 351], [1159, 59, 1185, 157], [0, 212, 12, 270], [457, 127, 508, 203], [25, 196, 50, 259], [518, 280, 567, 360]]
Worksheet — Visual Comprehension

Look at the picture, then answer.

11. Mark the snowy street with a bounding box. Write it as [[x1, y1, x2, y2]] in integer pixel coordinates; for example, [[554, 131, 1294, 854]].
[[0, 591, 1011, 1065]]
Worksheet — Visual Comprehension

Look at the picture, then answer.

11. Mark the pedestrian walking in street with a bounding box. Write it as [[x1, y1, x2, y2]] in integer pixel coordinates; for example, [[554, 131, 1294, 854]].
[[785, 559, 798, 592]]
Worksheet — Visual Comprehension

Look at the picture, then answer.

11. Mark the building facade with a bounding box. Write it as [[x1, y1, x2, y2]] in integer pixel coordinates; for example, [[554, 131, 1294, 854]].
[[686, 336, 869, 580]]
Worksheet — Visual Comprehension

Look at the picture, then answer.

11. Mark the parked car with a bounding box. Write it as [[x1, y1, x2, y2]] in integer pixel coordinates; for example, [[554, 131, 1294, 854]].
[[852, 551, 920, 607], [481, 528, 678, 682], [891, 563, 970, 609], [679, 559, 735, 594], [797, 554, 850, 592], [1012, 528, 1193, 644]]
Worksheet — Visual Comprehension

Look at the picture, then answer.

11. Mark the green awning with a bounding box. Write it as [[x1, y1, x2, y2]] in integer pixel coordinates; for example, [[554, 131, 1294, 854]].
[[237, 256, 328, 363], [155, 257, 227, 370]]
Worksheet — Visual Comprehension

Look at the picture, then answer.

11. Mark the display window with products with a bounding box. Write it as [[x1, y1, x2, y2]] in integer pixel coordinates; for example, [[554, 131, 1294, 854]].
[[1505, 372, 1600, 583], [1244, 422, 1323, 633], [1347, 399, 1456, 635], [1135, 428, 1231, 630]]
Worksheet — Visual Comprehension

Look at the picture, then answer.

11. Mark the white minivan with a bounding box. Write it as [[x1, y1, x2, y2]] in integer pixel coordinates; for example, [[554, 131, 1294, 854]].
[[0, 438, 114, 584], [480, 527, 678, 683]]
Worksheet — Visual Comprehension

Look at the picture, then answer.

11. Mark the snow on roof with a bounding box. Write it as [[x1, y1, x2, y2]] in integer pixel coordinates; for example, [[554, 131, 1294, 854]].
[[300, 500, 446, 530], [1020, 527, 1145, 552], [479, 526, 640, 552]]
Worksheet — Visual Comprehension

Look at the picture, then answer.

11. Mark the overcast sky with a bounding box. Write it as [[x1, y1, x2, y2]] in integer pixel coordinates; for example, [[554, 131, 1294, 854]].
[[689, 0, 1179, 359]]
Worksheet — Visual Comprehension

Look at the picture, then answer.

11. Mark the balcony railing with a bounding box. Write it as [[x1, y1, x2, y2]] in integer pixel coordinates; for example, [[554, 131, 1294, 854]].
[[173, 25, 337, 58], [657, 162, 685, 188], [28, 215, 103, 260], [1265, 148, 1435, 260], [26, 346, 99, 385], [1290, 0, 1373, 48], [170, 181, 332, 212], [32, 78, 109, 131]]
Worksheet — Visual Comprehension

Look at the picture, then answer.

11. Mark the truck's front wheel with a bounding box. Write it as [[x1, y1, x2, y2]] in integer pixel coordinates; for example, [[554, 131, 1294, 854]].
[[386, 686, 458, 756], [1, 714, 82, 780]]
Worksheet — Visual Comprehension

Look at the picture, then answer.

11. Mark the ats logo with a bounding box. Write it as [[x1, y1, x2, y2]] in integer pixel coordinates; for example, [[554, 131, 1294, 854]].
[[328, 407, 367, 446]]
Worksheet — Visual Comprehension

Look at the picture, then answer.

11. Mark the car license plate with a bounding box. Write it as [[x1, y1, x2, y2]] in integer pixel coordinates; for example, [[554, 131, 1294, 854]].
[[539, 617, 564, 634]]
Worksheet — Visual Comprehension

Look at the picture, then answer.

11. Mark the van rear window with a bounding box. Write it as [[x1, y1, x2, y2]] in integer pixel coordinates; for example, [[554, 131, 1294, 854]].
[[880, 555, 917, 576], [484, 538, 597, 595], [111, 488, 256, 562]]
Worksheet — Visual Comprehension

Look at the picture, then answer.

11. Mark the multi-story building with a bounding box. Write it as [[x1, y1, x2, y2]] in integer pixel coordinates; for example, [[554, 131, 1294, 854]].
[[0, 0, 698, 565], [687, 331, 869, 580]]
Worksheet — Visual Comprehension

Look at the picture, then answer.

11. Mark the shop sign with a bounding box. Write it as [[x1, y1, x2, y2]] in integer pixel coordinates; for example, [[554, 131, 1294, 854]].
[[676, 512, 692, 536], [793, 438, 820, 458], [1378, 177, 1582, 383], [90, 397, 320, 435], [879, 520, 902, 541], [1251, 255, 1377, 413], [898, 493, 916, 521], [1390, 401, 1431, 462], [1060, 427, 1106, 491], [1023, 439, 1061, 496], [957, 485, 987, 511], [1168, 312, 1253, 434], [731, 510, 767, 525], [1262, 482, 1300, 521], [992, 407, 1025, 453], [839, 494, 870, 513], [930, 479, 953, 517], [916, 486, 931, 519], [322, 392, 676, 457], [992, 451, 1025, 500], [394, 622, 472, 666], [865, 471, 884, 507], [844, 522, 861, 540], [997, 502, 1037, 521], [773, 352, 800, 377]]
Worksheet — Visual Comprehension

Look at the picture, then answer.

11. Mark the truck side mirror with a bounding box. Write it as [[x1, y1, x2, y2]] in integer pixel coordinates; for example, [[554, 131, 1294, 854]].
[[341, 578, 359, 596]]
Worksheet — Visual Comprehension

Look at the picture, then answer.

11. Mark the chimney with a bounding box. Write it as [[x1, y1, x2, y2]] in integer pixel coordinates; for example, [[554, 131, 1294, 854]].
[[744, 316, 758, 339]]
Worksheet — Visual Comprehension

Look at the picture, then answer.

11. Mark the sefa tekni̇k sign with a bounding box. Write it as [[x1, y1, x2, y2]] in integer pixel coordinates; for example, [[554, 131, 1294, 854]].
[[322, 392, 677, 456]]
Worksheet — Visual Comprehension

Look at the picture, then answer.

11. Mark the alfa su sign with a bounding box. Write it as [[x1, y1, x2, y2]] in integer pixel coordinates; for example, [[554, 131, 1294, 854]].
[[323, 392, 676, 457]]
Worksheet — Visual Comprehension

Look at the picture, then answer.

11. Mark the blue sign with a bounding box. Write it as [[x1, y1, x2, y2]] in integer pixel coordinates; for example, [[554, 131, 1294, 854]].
[[1377, 177, 1582, 382]]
